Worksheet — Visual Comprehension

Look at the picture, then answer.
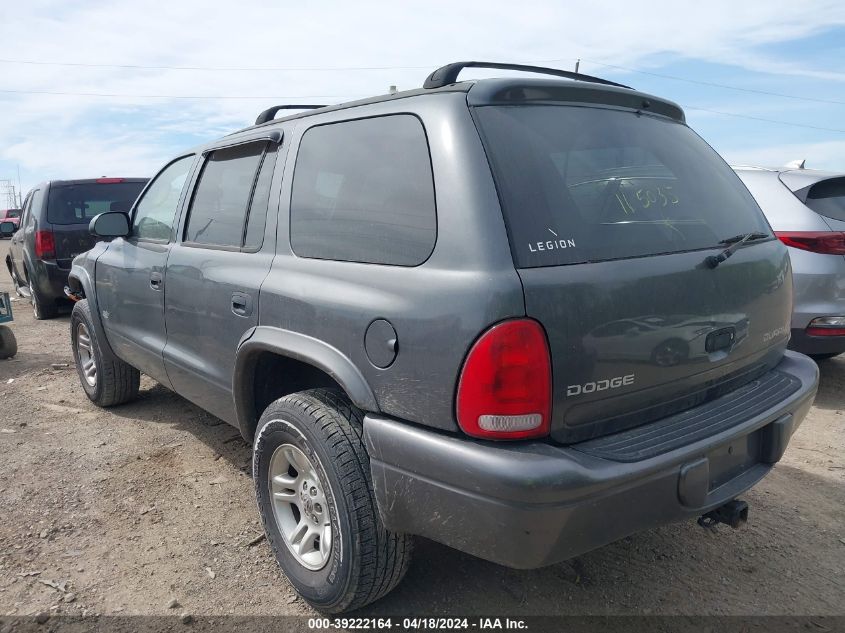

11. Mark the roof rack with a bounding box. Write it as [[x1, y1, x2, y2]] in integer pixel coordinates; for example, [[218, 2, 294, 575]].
[[255, 104, 328, 126], [423, 61, 630, 90]]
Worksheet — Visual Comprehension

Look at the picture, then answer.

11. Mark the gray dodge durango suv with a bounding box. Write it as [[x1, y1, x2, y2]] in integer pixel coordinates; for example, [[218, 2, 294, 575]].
[[66, 62, 819, 613]]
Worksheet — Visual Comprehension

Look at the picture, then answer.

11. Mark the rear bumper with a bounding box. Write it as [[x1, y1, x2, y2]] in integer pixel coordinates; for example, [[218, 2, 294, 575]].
[[364, 351, 818, 569]]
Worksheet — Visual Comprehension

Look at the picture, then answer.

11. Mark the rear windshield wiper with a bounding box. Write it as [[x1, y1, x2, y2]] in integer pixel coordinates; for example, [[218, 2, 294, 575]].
[[706, 232, 770, 268]]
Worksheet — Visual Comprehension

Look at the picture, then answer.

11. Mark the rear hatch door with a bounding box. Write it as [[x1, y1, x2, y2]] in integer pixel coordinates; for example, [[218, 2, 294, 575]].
[[473, 100, 791, 443], [47, 179, 148, 267]]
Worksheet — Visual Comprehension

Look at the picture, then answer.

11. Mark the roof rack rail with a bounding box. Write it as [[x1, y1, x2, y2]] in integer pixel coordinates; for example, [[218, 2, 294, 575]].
[[423, 61, 630, 90], [255, 104, 328, 126]]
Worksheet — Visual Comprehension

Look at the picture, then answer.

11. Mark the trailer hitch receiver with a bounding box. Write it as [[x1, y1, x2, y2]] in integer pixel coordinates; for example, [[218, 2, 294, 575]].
[[698, 499, 749, 529]]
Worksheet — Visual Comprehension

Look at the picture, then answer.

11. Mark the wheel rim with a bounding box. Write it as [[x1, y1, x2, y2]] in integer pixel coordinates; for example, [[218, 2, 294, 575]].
[[11, 270, 24, 297], [75, 322, 97, 387], [268, 443, 332, 571], [29, 279, 40, 319]]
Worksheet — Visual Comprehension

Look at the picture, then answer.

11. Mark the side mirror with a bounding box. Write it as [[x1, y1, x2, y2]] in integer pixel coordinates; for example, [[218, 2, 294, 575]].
[[0, 221, 15, 238], [90, 212, 130, 238]]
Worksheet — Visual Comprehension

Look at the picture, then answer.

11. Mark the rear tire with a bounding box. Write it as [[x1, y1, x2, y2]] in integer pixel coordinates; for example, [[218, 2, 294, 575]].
[[71, 299, 140, 406], [0, 325, 17, 359], [810, 352, 840, 361], [27, 272, 58, 320], [253, 388, 413, 613], [8, 263, 25, 298]]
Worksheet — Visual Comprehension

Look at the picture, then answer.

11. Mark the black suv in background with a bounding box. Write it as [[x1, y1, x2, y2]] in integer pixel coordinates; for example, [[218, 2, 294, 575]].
[[6, 177, 147, 318], [67, 62, 818, 612]]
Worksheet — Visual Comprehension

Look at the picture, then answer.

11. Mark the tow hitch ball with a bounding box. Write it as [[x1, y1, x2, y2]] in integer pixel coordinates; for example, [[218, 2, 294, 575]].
[[698, 499, 749, 529]]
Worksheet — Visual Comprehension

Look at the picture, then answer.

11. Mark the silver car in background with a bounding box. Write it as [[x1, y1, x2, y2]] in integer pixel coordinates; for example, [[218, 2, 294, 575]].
[[735, 164, 845, 359]]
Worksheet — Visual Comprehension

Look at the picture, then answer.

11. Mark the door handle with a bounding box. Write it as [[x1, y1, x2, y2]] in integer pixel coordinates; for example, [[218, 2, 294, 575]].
[[150, 272, 163, 290], [231, 292, 253, 317]]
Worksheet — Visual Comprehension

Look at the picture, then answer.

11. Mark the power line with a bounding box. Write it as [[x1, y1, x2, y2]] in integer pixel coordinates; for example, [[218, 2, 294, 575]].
[[0, 88, 355, 100], [2, 58, 843, 133], [0, 58, 433, 72], [581, 59, 845, 107], [3, 55, 844, 108], [685, 106, 845, 133]]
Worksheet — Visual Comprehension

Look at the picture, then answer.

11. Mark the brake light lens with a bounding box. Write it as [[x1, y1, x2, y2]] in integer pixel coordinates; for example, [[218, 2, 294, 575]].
[[96, 177, 125, 183], [456, 319, 552, 440], [807, 316, 845, 337], [35, 230, 56, 260], [775, 231, 845, 255]]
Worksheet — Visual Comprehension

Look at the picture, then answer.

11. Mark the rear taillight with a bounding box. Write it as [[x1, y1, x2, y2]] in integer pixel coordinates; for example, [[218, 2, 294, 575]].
[[35, 230, 56, 260], [456, 319, 552, 440], [807, 316, 845, 337], [775, 231, 845, 255]]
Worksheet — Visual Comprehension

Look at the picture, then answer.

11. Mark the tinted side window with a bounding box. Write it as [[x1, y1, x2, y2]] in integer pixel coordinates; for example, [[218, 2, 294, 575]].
[[805, 177, 845, 222], [29, 189, 45, 224], [133, 156, 194, 241], [243, 146, 277, 250], [19, 193, 33, 226], [290, 115, 436, 266], [185, 143, 266, 247]]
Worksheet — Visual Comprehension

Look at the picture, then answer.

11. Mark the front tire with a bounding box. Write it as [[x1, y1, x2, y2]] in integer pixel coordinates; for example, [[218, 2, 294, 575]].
[[71, 299, 140, 406], [253, 389, 412, 613]]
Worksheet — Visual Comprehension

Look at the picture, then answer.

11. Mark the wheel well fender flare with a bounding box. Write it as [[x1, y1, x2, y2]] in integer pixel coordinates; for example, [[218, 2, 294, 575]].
[[233, 326, 379, 439], [67, 265, 116, 357]]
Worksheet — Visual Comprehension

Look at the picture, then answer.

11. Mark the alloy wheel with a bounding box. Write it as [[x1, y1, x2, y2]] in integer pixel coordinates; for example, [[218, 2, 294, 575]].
[[268, 443, 332, 570], [75, 322, 97, 387]]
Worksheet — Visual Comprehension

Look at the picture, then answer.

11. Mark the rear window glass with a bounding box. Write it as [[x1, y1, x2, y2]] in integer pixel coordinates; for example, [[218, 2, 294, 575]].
[[805, 177, 845, 222], [474, 105, 770, 268], [47, 182, 146, 225], [4, 209, 21, 218]]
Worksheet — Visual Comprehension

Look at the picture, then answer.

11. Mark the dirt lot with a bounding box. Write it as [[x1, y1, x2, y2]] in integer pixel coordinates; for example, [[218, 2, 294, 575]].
[[0, 239, 843, 620]]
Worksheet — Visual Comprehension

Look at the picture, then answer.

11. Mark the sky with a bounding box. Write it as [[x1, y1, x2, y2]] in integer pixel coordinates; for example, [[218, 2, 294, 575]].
[[1, 0, 845, 206]]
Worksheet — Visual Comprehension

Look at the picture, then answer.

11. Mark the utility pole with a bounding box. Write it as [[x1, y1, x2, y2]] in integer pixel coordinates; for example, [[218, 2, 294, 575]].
[[0, 180, 20, 209], [17, 165, 23, 206], [575, 58, 580, 73]]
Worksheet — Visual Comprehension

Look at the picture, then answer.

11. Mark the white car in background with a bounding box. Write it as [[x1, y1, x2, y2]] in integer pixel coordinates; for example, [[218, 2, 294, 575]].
[[735, 162, 845, 359]]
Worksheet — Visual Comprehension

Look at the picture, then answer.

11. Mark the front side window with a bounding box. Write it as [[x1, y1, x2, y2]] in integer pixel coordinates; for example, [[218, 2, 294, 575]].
[[133, 155, 194, 241], [184, 142, 268, 248], [290, 115, 437, 266], [475, 105, 771, 268]]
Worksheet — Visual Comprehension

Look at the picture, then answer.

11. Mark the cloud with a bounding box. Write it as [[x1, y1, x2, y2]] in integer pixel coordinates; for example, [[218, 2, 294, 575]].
[[1, 0, 844, 192]]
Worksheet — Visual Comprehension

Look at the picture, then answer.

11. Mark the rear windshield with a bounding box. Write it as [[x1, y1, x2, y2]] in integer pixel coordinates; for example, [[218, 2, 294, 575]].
[[474, 105, 770, 268], [47, 182, 146, 225], [805, 177, 845, 222]]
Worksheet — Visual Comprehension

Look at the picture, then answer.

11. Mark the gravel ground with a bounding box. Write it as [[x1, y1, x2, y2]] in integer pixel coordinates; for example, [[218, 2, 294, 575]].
[[0, 239, 843, 621]]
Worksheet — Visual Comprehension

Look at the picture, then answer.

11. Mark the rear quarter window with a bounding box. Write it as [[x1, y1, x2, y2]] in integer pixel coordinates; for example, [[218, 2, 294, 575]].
[[804, 177, 845, 222], [474, 105, 770, 268], [290, 114, 437, 266]]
